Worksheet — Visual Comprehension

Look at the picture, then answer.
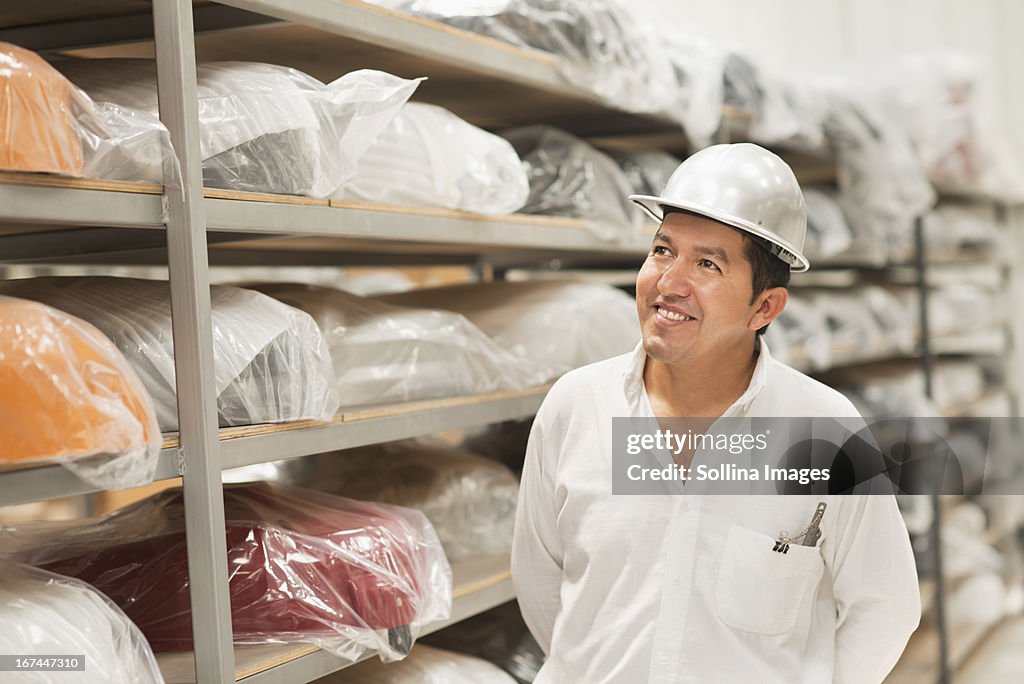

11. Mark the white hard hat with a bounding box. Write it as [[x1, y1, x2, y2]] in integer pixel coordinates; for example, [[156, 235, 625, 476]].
[[630, 143, 810, 272]]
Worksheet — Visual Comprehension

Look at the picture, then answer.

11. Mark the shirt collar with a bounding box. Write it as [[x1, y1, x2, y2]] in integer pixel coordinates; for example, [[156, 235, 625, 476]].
[[622, 337, 772, 417]]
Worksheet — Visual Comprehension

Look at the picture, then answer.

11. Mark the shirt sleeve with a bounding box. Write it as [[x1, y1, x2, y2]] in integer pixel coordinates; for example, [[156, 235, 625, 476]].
[[512, 414, 565, 655], [826, 493, 921, 683]]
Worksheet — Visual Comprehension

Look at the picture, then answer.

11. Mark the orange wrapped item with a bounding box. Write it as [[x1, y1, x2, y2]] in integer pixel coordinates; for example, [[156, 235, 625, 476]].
[[0, 42, 84, 175], [0, 295, 160, 489]]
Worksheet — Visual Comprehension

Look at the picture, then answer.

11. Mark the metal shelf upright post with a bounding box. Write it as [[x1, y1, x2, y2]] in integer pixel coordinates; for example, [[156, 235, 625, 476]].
[[152, 1, 236, 680]]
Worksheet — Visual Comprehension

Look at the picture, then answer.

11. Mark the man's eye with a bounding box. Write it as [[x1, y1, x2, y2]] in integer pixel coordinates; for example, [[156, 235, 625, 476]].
[[699, 259, 720, 271], [652, 246, 670, 256]]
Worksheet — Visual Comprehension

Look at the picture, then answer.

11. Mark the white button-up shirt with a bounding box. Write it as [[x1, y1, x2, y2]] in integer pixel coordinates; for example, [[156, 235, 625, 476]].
[[512, 340, 920, 683]]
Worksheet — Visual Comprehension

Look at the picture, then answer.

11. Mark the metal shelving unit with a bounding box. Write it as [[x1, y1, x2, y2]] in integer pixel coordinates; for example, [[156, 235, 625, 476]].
[[0, 2, 695, 682]]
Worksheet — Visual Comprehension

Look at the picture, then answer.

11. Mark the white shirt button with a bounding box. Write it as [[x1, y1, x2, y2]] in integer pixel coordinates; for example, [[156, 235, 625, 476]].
[[680, 501, 690, 512]]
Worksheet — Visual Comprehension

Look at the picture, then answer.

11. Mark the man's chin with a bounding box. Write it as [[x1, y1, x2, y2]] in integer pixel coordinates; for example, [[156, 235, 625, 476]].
[[642, 336, 691, 364]]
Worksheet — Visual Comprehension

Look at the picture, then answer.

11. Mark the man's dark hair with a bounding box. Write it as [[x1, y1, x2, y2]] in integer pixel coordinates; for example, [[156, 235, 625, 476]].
[[742, 233, 790, 335], [661, 208, 790, 335]]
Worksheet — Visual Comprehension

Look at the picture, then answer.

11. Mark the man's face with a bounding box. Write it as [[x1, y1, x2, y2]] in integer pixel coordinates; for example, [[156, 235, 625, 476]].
[[636, 211, 762, 367]]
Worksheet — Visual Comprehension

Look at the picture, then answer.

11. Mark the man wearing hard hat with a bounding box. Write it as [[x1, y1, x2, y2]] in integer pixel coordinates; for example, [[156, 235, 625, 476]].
[[512, 144, 920, 683]]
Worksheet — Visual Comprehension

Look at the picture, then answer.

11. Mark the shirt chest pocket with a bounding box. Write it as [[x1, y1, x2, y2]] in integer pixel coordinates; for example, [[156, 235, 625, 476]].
[[715, 524, 825, 635]]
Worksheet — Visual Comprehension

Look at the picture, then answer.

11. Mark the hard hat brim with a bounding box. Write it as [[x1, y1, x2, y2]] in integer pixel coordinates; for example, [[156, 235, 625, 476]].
[[630, 194, 811, 273]]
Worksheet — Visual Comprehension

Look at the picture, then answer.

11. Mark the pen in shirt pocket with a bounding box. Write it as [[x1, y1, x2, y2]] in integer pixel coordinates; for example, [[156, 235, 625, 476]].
[[773, 502, 827, 554]]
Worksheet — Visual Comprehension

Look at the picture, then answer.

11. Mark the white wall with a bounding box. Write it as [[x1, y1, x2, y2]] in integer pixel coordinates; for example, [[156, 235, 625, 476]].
[[630, 0, 1023, 160]]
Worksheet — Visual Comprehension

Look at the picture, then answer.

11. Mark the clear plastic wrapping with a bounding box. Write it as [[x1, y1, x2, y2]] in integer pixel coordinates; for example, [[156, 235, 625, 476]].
[[57, 58, 420, 196], [250, 283, 547, 407], [806, 290, 885, 357], [234, 438, 519, 562], [802, 186, 853, 261], [924, 203, 1004, 258], [322, 643, 518, 683], [928, 283, 1003, 338], [341, 101, 529, 214], [501, 126, 640, 239], [378, 280, 641, 379], [653, 30, 726, 148], [841, 54, 1024, 200], [821, 90, 936, 264], [422, 601, 544, 684], [1, 43, 174, 183], [610, 149, 682, 197], [763, 294, 831, 370], [723, 51, 827, 150], [370, 0, 676, 117], [0, 295, 160, 490], [4, 482, 452, 661], [0, 562, 164, 684], [0, 277, 339, 432]]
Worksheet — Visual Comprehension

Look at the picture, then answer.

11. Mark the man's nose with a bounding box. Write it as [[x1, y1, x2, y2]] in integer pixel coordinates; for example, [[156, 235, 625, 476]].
[[657, 259, 693, 298]]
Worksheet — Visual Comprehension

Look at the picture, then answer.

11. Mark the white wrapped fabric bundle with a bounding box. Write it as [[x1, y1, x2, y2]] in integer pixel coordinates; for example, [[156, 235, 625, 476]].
[[237, 438, 519, 561], [924, 204, 1003, 258], [251, 283, 547, 406], [764, 295, 830, 371], [341, 102, 529, 214], [652, 30, 726, 148], [860, 286, 917, 354], [369, 0, 676, 117], [802, 186, 853, 261], [501, 126, 639, 239], [722, 51, 827, 150], [379, 280, 640, 379], [928, 283, 1003, 338], [611, 149, 682, 197], [0, 277, 339, 431], [836, 54, 1024, 200], [0, 563, 164, 684], [57, 58, 420, 197], [823, 92, 936, 264], [320, 643, 517, 683]]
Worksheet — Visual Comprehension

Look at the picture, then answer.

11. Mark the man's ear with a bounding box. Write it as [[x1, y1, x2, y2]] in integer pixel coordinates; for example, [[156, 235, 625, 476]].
[[747, 287, 788, 332]]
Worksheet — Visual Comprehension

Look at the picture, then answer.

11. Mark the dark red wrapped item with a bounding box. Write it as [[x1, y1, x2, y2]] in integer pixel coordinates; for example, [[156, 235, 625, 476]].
[[7, 483, 451, 662]]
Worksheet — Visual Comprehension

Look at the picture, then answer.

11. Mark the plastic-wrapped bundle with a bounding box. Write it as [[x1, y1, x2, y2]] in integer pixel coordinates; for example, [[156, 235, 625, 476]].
[[764, 295, 830, 371], [0, 563, 164, 684], [833, 361, 984, 418], [841, 54, 1024, 200], [0, 296, 160, 490], [379, 280, 641, 379], [610, 150, 682, 197], [340, 102, 528, 214], [4, 482, 451, 661], [924, 204, 1003, 258], [0, 277, 339, 431], [423, 601, 544, 683], [722, 51, 826, 150], [860, 286, 917, 354], [501, 126, 639, 239], [807, 291, 886, 357], [653, 30, 725, 148], [823, 91, 936, 264], [322, 643, 517, 683], [238, 438, 519, 561], [928, 283, 1003, 338], [802, 186, 853, 261], [250, 283, 547, 407], [0, 43, 172, 182], [370, 0, 675, 117], [57, 58, 420, 197]]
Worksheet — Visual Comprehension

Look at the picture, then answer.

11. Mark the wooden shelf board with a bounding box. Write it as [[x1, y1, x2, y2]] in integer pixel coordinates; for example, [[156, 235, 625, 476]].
[[160, 385, 551, 451], [0, 170, 162, 194]]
